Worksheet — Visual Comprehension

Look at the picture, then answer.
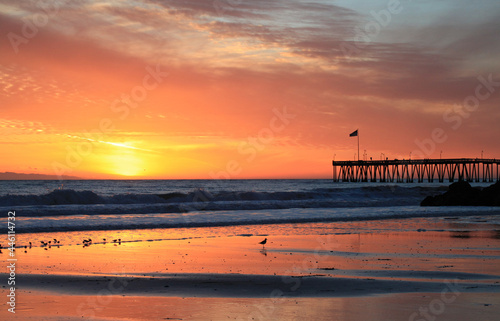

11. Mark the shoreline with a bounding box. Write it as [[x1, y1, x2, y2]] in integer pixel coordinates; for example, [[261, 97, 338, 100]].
[[6, 205, 500, 235]]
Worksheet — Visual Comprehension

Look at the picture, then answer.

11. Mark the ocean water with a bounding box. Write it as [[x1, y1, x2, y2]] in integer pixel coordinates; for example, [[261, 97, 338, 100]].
[[1, 179, 499, 233]]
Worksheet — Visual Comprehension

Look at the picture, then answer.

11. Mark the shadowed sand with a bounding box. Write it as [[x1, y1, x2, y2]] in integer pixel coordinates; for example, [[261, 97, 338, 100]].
[[8, 271, 500, 298]]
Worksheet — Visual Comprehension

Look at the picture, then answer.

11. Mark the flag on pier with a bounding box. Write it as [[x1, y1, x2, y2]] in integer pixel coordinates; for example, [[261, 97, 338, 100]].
[[349, 129, 359, 161]]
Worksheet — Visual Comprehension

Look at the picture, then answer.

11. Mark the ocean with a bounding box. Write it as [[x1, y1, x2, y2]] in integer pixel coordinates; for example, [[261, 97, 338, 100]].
[[2, 179, 500, 236]]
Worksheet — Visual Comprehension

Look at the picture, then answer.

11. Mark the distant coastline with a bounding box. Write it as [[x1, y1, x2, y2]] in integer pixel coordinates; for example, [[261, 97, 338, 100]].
[[0, 172, 81, 180]]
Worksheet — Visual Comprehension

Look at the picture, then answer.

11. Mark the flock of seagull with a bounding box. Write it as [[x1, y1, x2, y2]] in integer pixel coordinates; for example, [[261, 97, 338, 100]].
[[0, 237, 125, 254], [83, 238, 122, 247]]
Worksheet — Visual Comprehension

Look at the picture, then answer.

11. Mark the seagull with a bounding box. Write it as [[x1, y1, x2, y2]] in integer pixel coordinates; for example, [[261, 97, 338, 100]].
[[259, 238, 267, 248]]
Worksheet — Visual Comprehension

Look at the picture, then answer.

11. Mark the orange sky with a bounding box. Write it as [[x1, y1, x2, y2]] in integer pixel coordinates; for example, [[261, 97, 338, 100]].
[[1, 0, 499, 179]]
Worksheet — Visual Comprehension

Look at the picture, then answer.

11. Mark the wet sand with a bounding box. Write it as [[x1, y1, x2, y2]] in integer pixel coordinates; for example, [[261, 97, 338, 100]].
[[6, 291, 500, 321], [1, 216, 500, 320]]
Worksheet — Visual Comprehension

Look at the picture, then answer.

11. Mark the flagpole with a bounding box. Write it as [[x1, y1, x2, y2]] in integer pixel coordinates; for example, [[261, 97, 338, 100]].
[[357, 130, 359, 162]]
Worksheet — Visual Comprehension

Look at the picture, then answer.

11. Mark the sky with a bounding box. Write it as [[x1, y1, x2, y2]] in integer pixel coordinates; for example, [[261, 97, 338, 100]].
[[0, 0, 499, 179]]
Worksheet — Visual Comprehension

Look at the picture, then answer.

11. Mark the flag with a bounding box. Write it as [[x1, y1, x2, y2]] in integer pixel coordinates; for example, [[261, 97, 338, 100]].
[[349, 129, 358, 137]]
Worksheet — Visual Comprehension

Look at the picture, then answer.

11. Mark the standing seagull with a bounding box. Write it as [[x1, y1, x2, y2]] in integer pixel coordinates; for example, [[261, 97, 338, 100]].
[[259, 238, 267, 248]]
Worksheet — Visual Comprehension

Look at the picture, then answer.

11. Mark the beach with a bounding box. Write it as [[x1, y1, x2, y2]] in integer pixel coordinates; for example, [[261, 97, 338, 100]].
[[2, 215, 500, 320]]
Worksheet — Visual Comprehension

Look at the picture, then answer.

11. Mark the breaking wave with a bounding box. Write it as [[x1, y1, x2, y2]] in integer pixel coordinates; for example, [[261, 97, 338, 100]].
[[0, 186, 443, 217]]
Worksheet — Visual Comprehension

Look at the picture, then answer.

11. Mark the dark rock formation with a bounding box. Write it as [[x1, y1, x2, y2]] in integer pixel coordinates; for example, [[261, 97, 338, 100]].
[[480, 181, 500, 206], [421, 181, 500, 206]]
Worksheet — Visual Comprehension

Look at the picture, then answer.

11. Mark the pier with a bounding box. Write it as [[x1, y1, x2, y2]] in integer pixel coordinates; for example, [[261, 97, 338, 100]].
[[332, 158, 500, 183]]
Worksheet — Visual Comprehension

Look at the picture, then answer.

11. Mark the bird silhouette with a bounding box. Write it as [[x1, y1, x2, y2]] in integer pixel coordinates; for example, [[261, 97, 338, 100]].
[[259, 238, 267, 248]]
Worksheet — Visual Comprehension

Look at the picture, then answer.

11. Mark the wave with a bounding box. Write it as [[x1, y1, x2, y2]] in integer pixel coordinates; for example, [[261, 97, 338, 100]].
[[2, 185, 498, 234], [1, 186, 443, 205], [0, 189, 164, 206], [9, 206, 500, 233], [0, 186, 442, 217]]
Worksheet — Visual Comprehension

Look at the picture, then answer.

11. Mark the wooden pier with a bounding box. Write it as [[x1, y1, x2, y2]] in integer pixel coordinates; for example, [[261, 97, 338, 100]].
[[332, 158, 500, 183]]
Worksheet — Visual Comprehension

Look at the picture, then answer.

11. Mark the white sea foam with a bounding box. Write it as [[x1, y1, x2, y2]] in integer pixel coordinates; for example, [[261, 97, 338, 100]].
[[7, 206, 500, 233]]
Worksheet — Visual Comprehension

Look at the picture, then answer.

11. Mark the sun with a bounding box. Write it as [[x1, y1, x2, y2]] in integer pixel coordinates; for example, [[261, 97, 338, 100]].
[[106, 152, 146, 177]]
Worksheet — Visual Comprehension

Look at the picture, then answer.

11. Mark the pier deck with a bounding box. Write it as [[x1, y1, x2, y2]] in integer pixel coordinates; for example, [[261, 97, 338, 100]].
[[332, 158, 500, 183]]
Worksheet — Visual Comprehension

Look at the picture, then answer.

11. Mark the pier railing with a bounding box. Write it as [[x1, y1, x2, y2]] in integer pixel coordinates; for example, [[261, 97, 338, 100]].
[[332, 158, 500, 183]]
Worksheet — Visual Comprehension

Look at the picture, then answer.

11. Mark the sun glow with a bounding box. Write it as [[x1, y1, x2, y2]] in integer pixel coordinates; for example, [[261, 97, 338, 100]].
[[106, 152, 146, 177]]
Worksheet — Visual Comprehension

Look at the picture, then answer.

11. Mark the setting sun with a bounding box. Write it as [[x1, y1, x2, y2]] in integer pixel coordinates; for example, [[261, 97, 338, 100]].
[[105, 151, 146, 177]]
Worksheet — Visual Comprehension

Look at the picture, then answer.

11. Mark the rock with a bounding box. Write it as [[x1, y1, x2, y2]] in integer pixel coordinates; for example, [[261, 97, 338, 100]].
[[421, 181, 499, 206], [479, 181, 500, 206], [420, 195, 437, 206]]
